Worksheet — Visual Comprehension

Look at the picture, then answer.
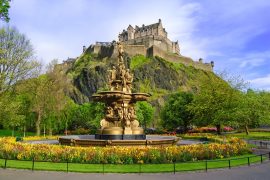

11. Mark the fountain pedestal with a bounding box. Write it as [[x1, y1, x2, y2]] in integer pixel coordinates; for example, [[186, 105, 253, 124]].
[[93, 91, 150, 140]]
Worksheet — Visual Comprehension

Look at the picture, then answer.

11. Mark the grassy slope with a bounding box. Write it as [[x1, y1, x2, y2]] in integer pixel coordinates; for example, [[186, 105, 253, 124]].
[[228, 132, 270, 140], [0, 154, 265, 173], [0, 129, 34, 137]]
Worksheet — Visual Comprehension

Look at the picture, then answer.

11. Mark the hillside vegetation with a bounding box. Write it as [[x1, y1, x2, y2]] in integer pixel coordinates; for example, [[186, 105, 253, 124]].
[[66, 52, 220, 104]]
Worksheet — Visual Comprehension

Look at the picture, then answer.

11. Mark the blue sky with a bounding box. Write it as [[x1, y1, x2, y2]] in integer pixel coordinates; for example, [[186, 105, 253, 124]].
[[1, 0, 270, 90]]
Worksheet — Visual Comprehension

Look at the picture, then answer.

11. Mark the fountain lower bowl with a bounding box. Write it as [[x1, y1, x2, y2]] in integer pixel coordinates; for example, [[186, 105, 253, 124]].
[[59, 135, 180, 147]]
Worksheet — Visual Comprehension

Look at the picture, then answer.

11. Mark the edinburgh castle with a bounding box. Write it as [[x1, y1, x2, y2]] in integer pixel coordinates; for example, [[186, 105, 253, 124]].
[[70, 19, 214, 72]]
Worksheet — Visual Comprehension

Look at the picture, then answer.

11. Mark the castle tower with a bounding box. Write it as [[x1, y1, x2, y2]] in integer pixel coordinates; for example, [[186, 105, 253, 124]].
[[127, 25, 135, 40]]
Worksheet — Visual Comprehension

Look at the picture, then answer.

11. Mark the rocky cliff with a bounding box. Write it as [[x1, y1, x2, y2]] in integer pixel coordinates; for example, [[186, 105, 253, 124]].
[[63, 51, 216, 104]]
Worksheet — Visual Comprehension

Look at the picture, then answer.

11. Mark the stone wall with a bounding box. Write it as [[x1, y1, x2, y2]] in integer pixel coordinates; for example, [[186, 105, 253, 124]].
[[149, 45, 213, 71], [123, 45, 146, 57], [122, 35, 178, 55], [86, 44, 212, 72], [87, 45, 117, 59]]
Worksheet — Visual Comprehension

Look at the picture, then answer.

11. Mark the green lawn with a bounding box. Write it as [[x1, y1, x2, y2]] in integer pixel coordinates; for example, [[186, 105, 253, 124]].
[[0, 129, 35, 137], [228, 132, 270, 140], [0, 154, 266, 173]]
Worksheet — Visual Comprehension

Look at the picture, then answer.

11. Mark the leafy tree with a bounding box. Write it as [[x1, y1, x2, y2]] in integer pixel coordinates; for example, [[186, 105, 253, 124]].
[[234, 90, 270, 135], [136, 101, 154, 129], [0, 26, 41, 94], [188, 73, 239, 134], [260, 91, 270, 124], [0, 92, 26, 136], [14, 59, 74, 136], [68, 102, 105, 132], [160, 92, 194, 132], [0, 0, 11, 22], [25, 75, 51, 136], [60, 99, 78, 135], [43, 59, 72, 135]]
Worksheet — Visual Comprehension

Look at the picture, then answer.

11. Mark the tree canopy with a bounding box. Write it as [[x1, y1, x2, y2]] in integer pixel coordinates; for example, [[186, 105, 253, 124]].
[[0, 26, 41, 94], [136, 101, 154, 129], [0, 0, 11, 22], [160, 92, 194, 132], [188, 73, 240, 134]]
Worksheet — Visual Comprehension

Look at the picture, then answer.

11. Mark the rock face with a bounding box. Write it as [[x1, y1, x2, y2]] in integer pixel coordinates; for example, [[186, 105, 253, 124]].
[[65, 52, 213, 105]]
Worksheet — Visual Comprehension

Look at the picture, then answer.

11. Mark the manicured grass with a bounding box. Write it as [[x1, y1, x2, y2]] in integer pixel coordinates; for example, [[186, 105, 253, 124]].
[[228, 132, 270, 140], [0, 154, 266, 173], [0, 129, 35, 137]]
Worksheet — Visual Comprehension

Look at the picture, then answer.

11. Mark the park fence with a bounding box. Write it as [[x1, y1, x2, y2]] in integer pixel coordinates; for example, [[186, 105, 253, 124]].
[[246, 139, 270, 149], [0, 152, 269, 174]]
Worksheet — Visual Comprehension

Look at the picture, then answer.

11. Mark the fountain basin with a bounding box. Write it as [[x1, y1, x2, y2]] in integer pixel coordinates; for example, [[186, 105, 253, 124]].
[[59, 135, 180, 147]]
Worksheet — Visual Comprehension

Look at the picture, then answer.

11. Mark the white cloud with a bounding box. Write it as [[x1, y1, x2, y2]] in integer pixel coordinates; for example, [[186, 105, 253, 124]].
[[174, 0, 270, 62], [249, 74, 270, 91], [228, 51, 270, 69], [214, 51, 270, 89]]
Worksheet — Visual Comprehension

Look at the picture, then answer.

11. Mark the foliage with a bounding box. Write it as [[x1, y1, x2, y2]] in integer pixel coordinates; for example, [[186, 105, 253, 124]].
[[135, 102, 154, 129], [0, 26, 41, 94], [0, 0, 10, 22], [233, 90, 264, 134], [0, 129, 34, 137], [181, 133, 238, 143], [160, 92, 194, 132], [70, 53, 104, 77], [11, 59, 76, 136], [0, 137, 250, 164], [154, 56, 185, 72], [66, 102, 105, 132], [0, 92, 31, 135], [188, 74, 239, 134], [130, 55, 151, 70], [188, 126, 234, 133], [231, 90, 270, 135]]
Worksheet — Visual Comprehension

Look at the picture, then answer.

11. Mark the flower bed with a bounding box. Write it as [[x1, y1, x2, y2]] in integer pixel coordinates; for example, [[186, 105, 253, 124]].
[[0, 137, 250, 164], [23, 136, 59, 141], [181, 133, 230, 143], [188, 126, 234, 133]]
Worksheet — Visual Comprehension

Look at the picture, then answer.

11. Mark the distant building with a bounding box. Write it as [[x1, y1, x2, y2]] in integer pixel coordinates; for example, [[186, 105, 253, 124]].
[[118, 19, 180, 55]]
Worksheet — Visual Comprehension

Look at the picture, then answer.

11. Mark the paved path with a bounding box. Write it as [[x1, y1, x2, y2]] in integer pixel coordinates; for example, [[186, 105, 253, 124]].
[[1, 161, 270, 180]]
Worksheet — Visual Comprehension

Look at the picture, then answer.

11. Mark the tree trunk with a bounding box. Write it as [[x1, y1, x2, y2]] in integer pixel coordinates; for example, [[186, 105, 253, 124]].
[[48, 127, 53, 136], [43, 124, 46, 137], [23, 125, 26, 137], [65, 121, 68, 136], [244, 125, 249, 135], [36, 111, 41, 136], [216, 124, 221, 135], [64, 112, 68, 135], [183, 124, 188, 134]]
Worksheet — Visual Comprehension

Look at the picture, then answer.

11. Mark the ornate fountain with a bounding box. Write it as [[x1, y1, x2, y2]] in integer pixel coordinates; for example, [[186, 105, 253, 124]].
[[93, 42, 149, 140], [59, 42, 179, 146]]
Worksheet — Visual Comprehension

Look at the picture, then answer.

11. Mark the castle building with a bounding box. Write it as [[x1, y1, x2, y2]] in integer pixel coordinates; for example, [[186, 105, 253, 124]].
[[82, 19, 214, 72], [118, 19, 180, 55]]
